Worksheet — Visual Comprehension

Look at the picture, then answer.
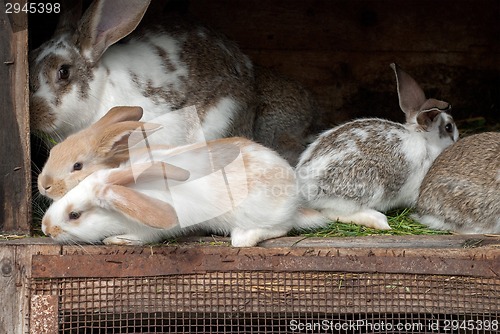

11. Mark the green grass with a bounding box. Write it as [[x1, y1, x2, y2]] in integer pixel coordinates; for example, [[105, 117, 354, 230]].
[[29, 120, 495, 240], [295, 208, 452, 238]]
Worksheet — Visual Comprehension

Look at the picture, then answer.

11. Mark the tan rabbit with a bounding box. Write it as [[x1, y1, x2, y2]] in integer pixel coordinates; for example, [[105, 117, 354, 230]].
[[415, 132, 500, 234], [37, 106, 162, 200]]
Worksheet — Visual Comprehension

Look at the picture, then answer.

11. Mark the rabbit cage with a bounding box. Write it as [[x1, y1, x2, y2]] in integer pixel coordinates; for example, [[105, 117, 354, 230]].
[[1, 0, 499, 333]]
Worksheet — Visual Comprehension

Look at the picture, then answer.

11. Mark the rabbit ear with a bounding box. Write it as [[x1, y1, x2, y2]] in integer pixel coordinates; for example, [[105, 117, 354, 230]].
[[415, 101, 451, 131], [391, 63, 428, 120], [54, 0, 83, 35], [391, 63, 452, 129], [106, 162, 190, 186], [95, 121, 162, 162], [104, 184, 179, 229], [75, 0, 151, 63], [416, 109, 442, 130], [94, 106, 144, 130]]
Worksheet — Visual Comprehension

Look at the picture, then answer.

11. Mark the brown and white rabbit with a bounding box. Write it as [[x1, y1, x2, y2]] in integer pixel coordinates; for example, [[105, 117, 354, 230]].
[[415, 132, 500, 234], [29, 0, 321, 163], [41, 139, 328, 247], [37, 106, 161, 200], [295, 63, 459, 230]]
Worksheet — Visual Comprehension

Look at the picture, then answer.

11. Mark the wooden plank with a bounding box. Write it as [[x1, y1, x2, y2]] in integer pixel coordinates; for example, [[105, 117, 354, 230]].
[[0, 0, 30, 233], [188, 0, 499, 53], [0, 243, 60, 334], [0, 247, 20, 333], [6, 233, 498, 248], [258, 234, 500, 248], [185, 0, 500, 126], [31, 241, 500, 278]]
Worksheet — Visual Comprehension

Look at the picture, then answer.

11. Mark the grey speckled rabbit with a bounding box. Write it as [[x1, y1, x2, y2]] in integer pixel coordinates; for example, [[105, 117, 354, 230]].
[[415, 132, 500, 234], [295, 63, 459, 230], [29, 0, 320, 164]]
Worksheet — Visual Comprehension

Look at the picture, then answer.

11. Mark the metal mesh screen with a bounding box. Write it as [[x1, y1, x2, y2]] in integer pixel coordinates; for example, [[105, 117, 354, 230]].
[[30, 272, 499, 333]]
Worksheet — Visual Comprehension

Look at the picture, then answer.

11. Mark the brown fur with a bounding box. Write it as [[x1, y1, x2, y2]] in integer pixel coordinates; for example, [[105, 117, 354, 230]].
[[38, 107, 151, 199], [417, 132, 500, 232], [105, 184, 179, 229], [30, 0, 321, 163]]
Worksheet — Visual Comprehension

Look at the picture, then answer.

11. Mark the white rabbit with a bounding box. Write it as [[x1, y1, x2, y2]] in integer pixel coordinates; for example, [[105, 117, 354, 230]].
[[295, 63, 459, 230], [29, 0, 321, 164], [41, 138, 328, 247], [415, 132, 500, 234]]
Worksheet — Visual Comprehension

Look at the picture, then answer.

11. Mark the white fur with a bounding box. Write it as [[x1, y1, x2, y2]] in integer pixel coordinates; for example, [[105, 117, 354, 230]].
[[201, 97, 239, 141], [32, 23, 244, 147], [41, 139, 328, 246], [296, 112, 458, 230]]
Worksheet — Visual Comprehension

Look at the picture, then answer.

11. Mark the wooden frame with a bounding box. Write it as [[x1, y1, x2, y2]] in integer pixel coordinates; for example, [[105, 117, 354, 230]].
[[0, 0, 30, 234], [0, 1, 498, 332], [1, 235, 499, 333], [1, 0, 499, 234]]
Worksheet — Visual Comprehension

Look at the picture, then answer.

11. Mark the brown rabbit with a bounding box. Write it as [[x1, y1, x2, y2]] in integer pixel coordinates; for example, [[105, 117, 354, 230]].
[[415, 132, 500, 234]]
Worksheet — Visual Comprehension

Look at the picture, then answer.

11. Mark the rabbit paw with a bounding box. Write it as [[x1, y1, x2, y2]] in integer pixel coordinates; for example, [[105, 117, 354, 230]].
[[231, 228, 289, 247], [326, 209, 391, 230], [103, 235, 145, 246]]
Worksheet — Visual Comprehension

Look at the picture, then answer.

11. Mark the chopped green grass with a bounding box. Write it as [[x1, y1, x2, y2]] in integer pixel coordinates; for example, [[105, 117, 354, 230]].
[[30, 122, 493, 240], [294, 208, 451, 238]]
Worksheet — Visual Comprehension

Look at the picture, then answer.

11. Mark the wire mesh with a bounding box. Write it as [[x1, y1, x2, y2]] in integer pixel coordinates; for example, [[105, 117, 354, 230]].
[[30, 272, 499, 333]]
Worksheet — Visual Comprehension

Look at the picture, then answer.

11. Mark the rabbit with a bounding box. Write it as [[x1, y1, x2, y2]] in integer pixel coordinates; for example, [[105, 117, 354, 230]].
[[41, 138, 329, 247], [29, 0, 322, 164], [253, 66, 325, 165], [37, 105, 164, 200], [295, 63, 459, 230], [29, 0, 255, 146], [415, 132, 500, 234]]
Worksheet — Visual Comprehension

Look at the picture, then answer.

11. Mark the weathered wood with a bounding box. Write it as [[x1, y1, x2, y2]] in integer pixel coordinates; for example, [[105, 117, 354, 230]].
[[0, 243, 60, 334], [0, 238, 498, 331], [188, 0, 499, 54], [6, 234, 499, 248], [28, 235, 500, 278], [186, 0, 499, 125], [0, 0, 30, 233], [31, 249, 500, 279], [258, 234, 500, 248]]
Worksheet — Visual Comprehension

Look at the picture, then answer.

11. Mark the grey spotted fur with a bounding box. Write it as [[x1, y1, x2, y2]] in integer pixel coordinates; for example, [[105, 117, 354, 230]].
[[415, 132, 500, 234], [295, 63, 458, 230], [29, 0, 320, 164]]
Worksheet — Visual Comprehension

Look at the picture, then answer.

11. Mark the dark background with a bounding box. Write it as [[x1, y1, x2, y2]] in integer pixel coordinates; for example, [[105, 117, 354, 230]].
[[29, 0, 500, 131]]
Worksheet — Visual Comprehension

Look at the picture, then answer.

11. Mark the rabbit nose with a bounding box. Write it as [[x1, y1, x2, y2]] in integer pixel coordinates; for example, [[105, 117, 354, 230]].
[[38, 175, 53, 193]]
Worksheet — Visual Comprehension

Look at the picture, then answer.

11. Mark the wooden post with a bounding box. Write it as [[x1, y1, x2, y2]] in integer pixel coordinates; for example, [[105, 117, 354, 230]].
[[0, 0, 31, 234], [0, 240, 60, 334]]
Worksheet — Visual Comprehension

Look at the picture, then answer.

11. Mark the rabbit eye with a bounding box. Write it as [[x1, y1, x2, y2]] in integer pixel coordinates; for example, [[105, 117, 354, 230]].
[[58, 65, 70, 80], [72, 162, 83, 171], [445, 123, 453, 133], [68, 211, 81, 220]]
